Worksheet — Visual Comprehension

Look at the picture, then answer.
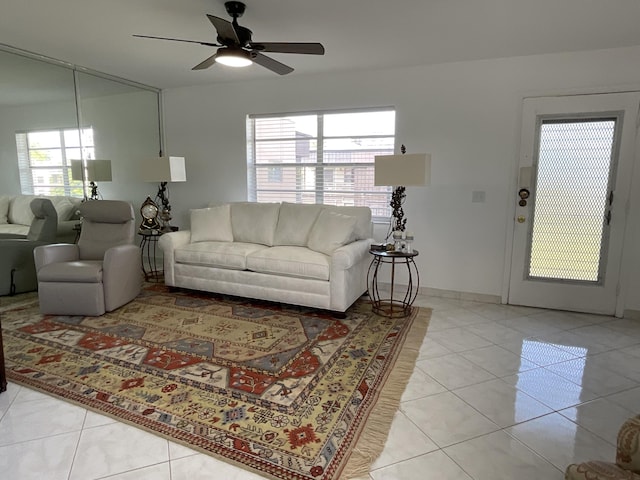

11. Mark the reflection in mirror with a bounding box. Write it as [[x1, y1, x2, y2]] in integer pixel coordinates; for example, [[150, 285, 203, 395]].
[[0, 44, 161, 205], [74, 71, 161, 200], [0, 48, 79, 195]]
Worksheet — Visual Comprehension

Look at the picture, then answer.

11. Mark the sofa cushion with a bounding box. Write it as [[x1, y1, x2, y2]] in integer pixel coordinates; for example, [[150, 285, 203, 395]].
[[307, 210, 357, 255], [190, 205, 233, 243], [231, 202, 280, 246], [175, 242, 268, 270], [324, 205, 372, 240], [37, 260, 103, 283], [8, 195, 36, 226], [273, 202, 323, 247], [247, 246, 330, 281], [0, 224, 28, 236], [0, 195, 10, 224]]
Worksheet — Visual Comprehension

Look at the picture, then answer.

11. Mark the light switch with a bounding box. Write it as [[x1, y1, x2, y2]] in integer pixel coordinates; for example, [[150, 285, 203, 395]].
[[472, 191, 486, 203]]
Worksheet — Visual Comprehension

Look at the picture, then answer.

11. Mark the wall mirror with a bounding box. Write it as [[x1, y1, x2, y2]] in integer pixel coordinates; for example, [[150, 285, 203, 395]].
[[0, 44, 161, 202]]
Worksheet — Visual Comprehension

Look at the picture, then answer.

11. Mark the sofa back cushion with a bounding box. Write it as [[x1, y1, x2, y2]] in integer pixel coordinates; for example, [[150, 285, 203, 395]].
[[78, 200, 135, 260], [48, 196, 80, 221], [190, 205, 233, 243], [307, 210, 358, 255], [273, 202, 323, 247], [231, 202, 280, 246], [0, 195, 10, 224]]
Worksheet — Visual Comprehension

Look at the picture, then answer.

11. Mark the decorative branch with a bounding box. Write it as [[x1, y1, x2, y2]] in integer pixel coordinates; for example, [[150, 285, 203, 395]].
[[390, 186, 407, 232], [389, 144, 408, 232]]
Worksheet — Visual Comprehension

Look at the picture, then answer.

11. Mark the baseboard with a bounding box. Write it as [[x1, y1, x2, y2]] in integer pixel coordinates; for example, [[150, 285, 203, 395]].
[[374, 282, 501, 305], [623, 309, 640, 320], [373, 283, 640, 315], [418, 286, 501, 304]]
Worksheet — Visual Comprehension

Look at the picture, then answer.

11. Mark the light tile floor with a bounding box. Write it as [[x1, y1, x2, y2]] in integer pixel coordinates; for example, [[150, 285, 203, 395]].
[[1, 293, 639, 479]]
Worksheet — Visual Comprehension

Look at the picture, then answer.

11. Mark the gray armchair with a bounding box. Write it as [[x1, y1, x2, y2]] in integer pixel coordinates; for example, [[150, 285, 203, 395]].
[[0, 198, 58, 296], [34, 200, 142, 316]]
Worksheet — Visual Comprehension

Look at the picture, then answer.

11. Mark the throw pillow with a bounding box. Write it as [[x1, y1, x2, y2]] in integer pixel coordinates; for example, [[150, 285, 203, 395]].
[[324, 205, 372, 240], [307, 210, 358, 255], [273, 202, 322, 246], [190, 205, 233, 243], [0, 195, 10, 224]]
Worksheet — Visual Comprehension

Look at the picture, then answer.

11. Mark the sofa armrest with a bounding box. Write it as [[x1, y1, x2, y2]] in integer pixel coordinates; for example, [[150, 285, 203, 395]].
[[158, 230, 192, 252], [158, 230, 192, 286], [331, 239, 373, 270], [616, 415, 640, 473], [329, 238, 373, 312], [34, 243, 80, 271], [103, 244, 142, 311]]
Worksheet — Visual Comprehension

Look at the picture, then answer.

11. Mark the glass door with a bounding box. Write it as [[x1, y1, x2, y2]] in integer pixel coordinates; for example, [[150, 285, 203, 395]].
[[508, 93, 640, 315]]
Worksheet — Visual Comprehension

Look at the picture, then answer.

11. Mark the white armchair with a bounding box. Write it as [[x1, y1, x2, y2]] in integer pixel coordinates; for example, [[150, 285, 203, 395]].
[[34, 200, 142, 316]]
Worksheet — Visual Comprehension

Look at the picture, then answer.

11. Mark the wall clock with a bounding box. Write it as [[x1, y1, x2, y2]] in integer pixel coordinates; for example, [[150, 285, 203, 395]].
[[139, 196, 161, 231]]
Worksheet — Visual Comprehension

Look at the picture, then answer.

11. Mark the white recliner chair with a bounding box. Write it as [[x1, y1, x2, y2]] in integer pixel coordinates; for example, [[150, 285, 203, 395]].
[[34, 200, 142, 316]]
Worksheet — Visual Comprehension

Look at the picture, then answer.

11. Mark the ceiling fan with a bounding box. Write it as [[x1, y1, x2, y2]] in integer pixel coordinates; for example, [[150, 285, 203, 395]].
[[134, 1, 325, 75]]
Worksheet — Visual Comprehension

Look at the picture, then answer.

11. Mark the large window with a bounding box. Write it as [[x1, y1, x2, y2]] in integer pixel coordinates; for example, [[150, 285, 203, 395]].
[[15, 128, 94, 196], [247, 108, 395, 221]]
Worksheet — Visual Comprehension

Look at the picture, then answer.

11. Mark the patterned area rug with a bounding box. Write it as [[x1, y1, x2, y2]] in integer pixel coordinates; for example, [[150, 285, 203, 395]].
[[1, 285, 430, 479]]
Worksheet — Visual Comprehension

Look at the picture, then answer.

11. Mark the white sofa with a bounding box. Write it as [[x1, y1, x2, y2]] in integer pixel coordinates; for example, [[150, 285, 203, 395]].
[[159, 202, 373, 313], [0, 194, 83, 243]]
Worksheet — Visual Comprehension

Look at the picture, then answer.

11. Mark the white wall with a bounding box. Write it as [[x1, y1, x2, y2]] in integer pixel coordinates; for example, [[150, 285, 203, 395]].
[[159, 46, 640, 311]]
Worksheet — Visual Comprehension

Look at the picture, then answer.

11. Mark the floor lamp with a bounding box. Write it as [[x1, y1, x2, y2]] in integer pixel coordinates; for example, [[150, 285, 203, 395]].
[[142, 156, 186, 232], [374, 147, 430, 237], [71, 159, 112, 200]]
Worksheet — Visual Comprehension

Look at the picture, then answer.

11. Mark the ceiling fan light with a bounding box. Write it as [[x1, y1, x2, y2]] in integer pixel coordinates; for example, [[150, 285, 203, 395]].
[[215, 48, 252, 67]]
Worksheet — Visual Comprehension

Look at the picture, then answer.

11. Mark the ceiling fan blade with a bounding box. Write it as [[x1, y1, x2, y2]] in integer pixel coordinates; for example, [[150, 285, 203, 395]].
[[133, 34, 220, 47], [206, 14, 239, 44], [251, 52, 294, 75], [192, 53, 218, 71], [249, 42, 325, 55]]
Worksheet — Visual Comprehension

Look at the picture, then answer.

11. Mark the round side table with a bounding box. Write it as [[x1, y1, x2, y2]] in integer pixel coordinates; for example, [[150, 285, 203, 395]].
[[367, 249, 419, 318], [138, 230, 163, 282]]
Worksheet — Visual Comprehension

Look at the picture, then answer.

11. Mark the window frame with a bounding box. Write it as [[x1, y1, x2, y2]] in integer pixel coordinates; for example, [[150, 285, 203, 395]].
[[16, 127, 93, 197], [247, 107, 396, 222]]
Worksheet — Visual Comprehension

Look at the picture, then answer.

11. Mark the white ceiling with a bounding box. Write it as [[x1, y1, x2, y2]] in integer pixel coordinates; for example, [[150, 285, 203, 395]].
[[3, 0, 640, 90]]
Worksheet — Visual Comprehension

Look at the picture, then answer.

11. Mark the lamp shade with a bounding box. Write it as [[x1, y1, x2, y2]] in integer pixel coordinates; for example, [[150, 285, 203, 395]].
[[71, 159, 112, 182], [142, 156, 186, 183], [374, 153, 431, 187]]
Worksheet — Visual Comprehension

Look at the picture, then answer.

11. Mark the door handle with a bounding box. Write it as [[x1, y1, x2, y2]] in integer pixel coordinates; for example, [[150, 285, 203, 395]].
[[605, 210, 611, 225]]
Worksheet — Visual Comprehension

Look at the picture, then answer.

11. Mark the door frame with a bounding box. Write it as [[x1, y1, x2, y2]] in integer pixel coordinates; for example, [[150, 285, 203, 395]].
[[502, 92, 640, 317]]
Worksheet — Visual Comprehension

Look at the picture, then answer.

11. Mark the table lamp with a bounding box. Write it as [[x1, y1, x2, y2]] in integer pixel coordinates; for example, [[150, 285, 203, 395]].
[[374, 145, 430, 234], [141, 156, 186, 232], [71, 159, 112, 200]]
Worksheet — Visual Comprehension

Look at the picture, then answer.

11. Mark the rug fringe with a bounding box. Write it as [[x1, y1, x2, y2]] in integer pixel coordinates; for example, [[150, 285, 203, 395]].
[[340, 306, 431, 479]]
